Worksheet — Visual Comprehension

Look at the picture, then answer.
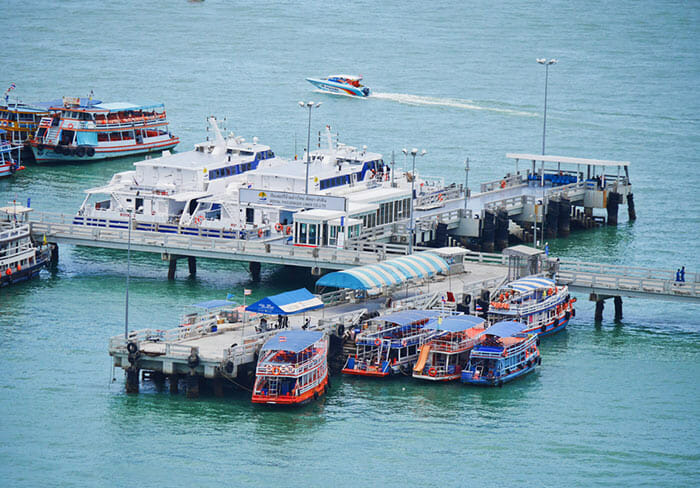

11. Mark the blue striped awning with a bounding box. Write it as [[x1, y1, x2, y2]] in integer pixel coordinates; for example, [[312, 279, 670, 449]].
[[316, 252, 449, 290], [484, 320, 527, 338], [506, 277, 555, 293], [425, 315, 485, 332], [378, 310, 442, 326]]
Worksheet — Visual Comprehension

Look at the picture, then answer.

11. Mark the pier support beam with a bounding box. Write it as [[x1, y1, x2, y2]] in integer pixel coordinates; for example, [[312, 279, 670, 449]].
[[545, 200, 559, 239], [126, 367, 140, 394], [213, 377, 224, 398], [614, 296, 623, 321], [152, 371, 166, 391], [188, 256, 197, 276], [627, 193, 637, 221], [558, 198, 571, 238], [167, 257, 177, 280], [249, 261, 261, 282], [168, 374, 180, 394], [186, 373, 200, 399], [594, 300, 605, 322], [480, 211, 495, 253], [494, 210, 509, 251]]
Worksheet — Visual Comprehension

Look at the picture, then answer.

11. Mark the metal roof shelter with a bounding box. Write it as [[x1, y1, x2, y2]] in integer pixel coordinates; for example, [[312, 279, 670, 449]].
[[506, 153, 631, 168], [246, 288, 323, 316], [484, 320, 527, 338], [425, 315, 486, 332], [315, 252, 449, 290], [260, 330, 324, 353]]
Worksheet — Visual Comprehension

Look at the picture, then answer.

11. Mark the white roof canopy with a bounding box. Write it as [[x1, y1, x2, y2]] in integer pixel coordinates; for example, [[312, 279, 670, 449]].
[[506, 153, 630, 168]]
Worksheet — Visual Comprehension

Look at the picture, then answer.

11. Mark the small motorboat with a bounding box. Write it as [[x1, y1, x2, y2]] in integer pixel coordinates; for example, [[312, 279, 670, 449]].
[[306, 75, 370, 97]]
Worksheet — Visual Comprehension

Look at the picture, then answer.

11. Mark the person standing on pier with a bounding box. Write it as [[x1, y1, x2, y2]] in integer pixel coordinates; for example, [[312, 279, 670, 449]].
[[680, 266, 686, 282], [676, 269, 681, 283]]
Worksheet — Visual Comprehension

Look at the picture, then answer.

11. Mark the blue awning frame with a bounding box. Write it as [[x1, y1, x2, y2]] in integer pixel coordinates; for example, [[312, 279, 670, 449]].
[[260, 330, 324, 353], [245, 288, 324, 316], [425, 315, 486, 332], [377, 309, 442, 326], [484, 320, 527, 338], [316, 251, 449, 291]]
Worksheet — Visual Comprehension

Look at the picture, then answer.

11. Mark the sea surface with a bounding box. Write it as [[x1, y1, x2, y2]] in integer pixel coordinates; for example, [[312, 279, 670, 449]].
[[1, 0, 699, 486]]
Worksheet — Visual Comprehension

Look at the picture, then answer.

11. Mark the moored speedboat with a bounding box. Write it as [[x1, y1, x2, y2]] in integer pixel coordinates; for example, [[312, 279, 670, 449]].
[[306, 75, 370, 97], [29, 96, 179, 163], [461, 321, 540, 387], [412, 315, 486, 381], [342, 310, 442, 377], [252, 330, 329, 405], [0, 204, 51, 287], [488, 277, 576, 337]]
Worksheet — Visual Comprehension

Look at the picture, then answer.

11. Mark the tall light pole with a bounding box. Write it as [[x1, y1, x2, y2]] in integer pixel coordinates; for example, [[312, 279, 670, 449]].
[[464, 158, 470, 212], [298, 101, 322, 194], [403, 147, 426, 254], [536, 58, 557, 155], [124, 211, 132, 340]]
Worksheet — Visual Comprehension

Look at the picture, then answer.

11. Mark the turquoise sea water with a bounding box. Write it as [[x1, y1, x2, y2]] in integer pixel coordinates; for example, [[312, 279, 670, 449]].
[[2, 0, 699, 486]]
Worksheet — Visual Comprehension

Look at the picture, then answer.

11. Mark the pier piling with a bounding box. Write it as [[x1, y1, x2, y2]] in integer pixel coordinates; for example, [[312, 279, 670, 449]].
[[545, 200, 559, 239], [186, 373, 200, 399], [249, 261, 261, 282], [558, 198, 571, 237], [168, 374, 179, 394], [614, 296, 623, 320], [167, 257, 177, 280], [188, 256, 197, 276], [594, 299, 605, 321], [495, 210, 509, 251], [126, 367, 140, 394], [49, 243, 59, 268], [606, 192, 621, 225], [213, 377, 224, 398], [480, 211, 495, 252], [627, 193, 637, 221]]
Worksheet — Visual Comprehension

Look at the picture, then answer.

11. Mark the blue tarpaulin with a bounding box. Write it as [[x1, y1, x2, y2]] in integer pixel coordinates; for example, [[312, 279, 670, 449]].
[[378, 310, 442, 326], [76, 131, 97, 145], [484, 320, 527, 338], [246, 288, 323, 316], [425, 315, 485, 332], [260, 330, 324, 353]]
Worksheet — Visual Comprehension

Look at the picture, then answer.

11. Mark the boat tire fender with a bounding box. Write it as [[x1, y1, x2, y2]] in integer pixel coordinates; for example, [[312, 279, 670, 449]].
[[336, 324, 344, 337], [313, 391, 319, 400], [463, 294, 471, 306], [497, 380, 503, 387], [126, 342, 138, 354], [86, 147, 95, 157], [187, 352, 199, 368], [224, 360, 234, 374], [76, 146, 86, 157], [537, 356, 542, 365], [536, 337, 541, 346]]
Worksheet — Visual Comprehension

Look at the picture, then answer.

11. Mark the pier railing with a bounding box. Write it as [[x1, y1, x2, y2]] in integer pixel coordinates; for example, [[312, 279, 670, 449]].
[[556, 260, 699, 301]]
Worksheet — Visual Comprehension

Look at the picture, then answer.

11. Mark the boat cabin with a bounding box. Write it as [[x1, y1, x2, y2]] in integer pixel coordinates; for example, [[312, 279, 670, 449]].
[[292, 209, 361, 248]]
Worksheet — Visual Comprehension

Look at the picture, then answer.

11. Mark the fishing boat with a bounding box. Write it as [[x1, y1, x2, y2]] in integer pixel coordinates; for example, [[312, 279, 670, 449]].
[[488, 276, 576, 336], [461, 321, 540, 387], [0, 134, 24, 178], [412, 315, 486, 381], [306, 75, 370, 97], [0, 88, 50, 148], [252, 330, 329, 405], [28, 96, 179, 163], [342, 310, 443, 377], [0, 204, 51, 287]]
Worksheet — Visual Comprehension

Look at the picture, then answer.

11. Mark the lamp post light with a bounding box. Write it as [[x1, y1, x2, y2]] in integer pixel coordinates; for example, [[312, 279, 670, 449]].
[[298, 100, 322, 194], [403, 147, 426, 254], [536, 58, 557, 155], [124, 211, 132, 340], [464, 158, 470, 212]]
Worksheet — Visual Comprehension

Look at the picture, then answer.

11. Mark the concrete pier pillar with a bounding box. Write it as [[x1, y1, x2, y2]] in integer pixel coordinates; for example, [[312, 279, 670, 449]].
[[188, 256, 197, 276], [167, 257, 177, 280], [49, 243, 59, 268], [594, 300, 605, 321], [249, 261, 261, 282], [480, 211, 495, 253], [606, 192, 621, 226], [152, 371, 166, 391], [186, 373, 200, 399], [494, 210, 509, 251], [614, 296, 623, 321], [558, 198, 571, 237], [545, 200, 559, 239], [213, 377, 224, 398], [627, 193, 637, 221], [126, 367, 140, 394], [168, 374, 179, 394]]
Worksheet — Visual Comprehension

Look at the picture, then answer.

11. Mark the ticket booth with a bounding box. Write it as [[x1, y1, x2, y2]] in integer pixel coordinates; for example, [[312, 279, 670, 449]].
[[293, 209, 362, 248]]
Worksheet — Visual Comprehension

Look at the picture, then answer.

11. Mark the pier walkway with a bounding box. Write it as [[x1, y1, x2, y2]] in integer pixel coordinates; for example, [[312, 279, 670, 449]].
[[557, 260, 700, 302]]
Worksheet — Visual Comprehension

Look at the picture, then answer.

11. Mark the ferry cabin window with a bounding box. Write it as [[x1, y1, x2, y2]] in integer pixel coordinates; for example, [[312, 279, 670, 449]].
[[298, 223, 308, 243], [308, 224, 317, 245]]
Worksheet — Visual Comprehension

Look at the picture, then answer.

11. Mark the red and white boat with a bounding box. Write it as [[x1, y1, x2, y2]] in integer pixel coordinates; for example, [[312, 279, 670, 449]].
[[252, 330, 329, 405], [29, 96, 179, 163]]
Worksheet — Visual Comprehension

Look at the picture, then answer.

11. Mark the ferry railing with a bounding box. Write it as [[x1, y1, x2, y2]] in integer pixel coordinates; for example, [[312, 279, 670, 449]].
[[429, 334, 481, 354], [480, 175, 525, 193], [472, 334, 534, 359], [492, 291, 568, 317]]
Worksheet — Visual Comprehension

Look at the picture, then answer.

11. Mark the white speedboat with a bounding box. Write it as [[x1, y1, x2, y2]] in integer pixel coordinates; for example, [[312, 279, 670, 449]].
[[306, 75, 370, 97]]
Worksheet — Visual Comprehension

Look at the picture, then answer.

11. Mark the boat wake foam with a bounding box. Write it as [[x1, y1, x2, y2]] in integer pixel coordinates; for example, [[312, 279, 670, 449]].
[[370, 92, 537, 117]]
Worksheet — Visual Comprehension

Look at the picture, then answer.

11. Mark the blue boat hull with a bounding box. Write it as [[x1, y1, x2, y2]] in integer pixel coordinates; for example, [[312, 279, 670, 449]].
[[461, 359, 539, 386]]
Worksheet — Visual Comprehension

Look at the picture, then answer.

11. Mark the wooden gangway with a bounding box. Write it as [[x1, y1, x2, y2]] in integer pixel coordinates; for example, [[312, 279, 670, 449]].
[[556, 261, 699, 302]]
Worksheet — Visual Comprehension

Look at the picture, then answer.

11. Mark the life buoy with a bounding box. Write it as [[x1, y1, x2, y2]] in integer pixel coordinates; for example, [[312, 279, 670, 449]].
[[273, 367, 280, 376], [5, 268, 11, 275], [374, 338, 381, 346], [500, 180, 506, 188], [194, 216, 203, 225], [504, 303, 510, 310], [257, 228, 263, 238], [285, 226, 292, 235], [67, 123, 74, 129], [274, 223, 283, 232], [428, 367, 437, 377], [16, 264, 21, 271], [401, 339, 408, 347]]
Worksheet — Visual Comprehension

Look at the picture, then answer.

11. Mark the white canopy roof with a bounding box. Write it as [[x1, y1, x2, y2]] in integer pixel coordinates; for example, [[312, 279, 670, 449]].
[[506, 153, 630, 168]]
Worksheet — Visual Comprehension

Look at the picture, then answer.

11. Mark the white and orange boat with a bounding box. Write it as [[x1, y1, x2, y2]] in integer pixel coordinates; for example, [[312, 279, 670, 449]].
[[29, 96, 179, 163], [252, 330, 329, 405]]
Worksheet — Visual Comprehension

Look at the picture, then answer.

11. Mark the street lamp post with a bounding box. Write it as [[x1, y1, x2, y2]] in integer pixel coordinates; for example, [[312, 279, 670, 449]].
[[124, 211, 132, 340], [536, 58, 557, 155], [464, 158, 470, 212], [403, 147, 426, 254], [298, 101, 322, 194]]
